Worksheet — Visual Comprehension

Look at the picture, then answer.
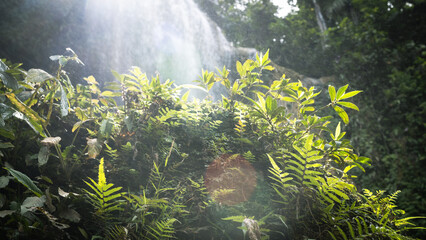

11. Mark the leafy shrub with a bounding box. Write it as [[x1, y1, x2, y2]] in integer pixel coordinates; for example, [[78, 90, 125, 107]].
[[0, 50, 423, 239]]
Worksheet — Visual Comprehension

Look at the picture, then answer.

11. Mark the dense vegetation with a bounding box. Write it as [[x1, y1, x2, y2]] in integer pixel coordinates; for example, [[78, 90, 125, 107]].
[[196, 0, 426, 238], [0, 49, 424, 239], [0, 0, 425, 239]]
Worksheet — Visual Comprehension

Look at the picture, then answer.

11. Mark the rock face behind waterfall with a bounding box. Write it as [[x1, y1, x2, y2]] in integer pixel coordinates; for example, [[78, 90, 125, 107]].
[[83, 0, 235, 84]]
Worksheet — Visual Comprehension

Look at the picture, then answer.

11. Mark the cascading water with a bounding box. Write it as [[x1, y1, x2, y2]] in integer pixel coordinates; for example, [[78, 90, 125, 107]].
[[83, 0, 235, 84]]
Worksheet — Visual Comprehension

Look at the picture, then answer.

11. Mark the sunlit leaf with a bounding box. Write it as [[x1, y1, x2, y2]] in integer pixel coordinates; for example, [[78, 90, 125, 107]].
[[282, 97, 296, 102], [328, 85, 336, 101], [12, 111, 45, 137], [333, 105, 349, 124], [339, 90, 362, 100], [26, 69, 53, 83], [337, 101, 359, 111], [335, 122, 341, 141], [336, 84, 348, 100], [262, 50, 269, 65], [236, 61, 244, 77], [6, 92, 45, 126]]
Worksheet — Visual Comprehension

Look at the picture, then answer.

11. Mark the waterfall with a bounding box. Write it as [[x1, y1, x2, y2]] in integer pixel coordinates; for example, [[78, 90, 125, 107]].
[[312, 0, 327, 34], [83, 0, 235, 84]]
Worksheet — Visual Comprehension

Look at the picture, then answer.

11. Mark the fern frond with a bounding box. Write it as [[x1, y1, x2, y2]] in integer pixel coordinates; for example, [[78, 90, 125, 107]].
[[105, 225, 128, 240], [147, 218, 177, 239], [98, 158, 106, 186], [83, 158, 124, 219]]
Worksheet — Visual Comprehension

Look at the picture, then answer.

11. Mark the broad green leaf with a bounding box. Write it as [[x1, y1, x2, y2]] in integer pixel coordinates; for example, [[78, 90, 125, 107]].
[[337, 101, 359, 111], [262, 50, 270, 65], [72, 121, 83, 132], [74, 107, 87, 121], [335, 122, 341, 141], [6, 92, 45, 125], [339, 90, 362, 100], [100, 119, 113, 138], [264, 65, 274, 71], [333, 105, 349, 124], [343, 165, 356, 173], [0, 72, 19, 90], [282, 96, 296, 102], [328, 85, 336, 101], [236, 61, 244, 77], [38, 146, 50, 166], [12, 111, 45, 137], [26, 69, 53, 83], [5, 167, 43, 197], [231, 81, 239, 93], [265, 95, 276, 113], [21, 196, 46, 215], [336, 84, 349, 100]]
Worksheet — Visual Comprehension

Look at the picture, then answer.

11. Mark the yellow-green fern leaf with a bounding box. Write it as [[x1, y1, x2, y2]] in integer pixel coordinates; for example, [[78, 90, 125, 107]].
[[98, 157, 106, 186]]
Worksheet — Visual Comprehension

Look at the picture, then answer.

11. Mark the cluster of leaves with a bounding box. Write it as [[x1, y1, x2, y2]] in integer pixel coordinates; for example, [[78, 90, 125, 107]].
[[199, 0, 426, 238], [0, 49, 424, 240]]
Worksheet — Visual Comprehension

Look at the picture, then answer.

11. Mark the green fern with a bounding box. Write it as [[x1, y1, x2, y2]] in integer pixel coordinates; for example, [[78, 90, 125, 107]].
[[147, 218, 177, 240], [105, 225, 128, 240], [325, 190, 425, 240], [83, 157, 124, 219]]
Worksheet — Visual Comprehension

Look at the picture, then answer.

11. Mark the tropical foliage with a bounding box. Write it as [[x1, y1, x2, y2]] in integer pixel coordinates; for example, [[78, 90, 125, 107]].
[[0, 49, 424, 239], [196, 0, 426, 238]]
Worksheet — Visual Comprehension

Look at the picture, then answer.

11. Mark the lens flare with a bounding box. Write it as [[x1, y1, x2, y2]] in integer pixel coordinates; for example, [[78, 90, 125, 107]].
[[205, 154, 256, 205]]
